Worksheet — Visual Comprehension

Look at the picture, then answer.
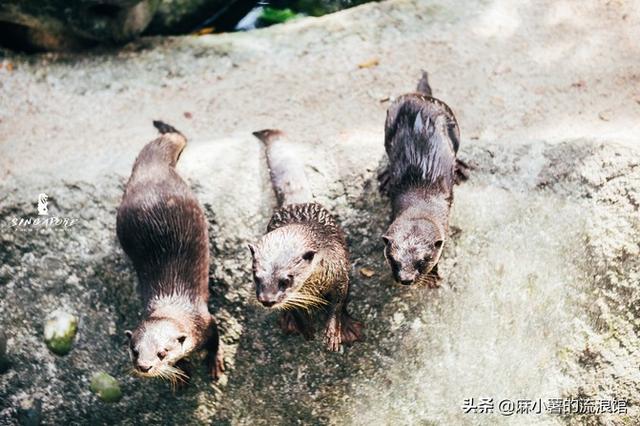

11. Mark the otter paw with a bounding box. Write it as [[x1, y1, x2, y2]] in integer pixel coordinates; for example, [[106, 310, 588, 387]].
[[323, 318, 342, 352], [279, 311, 314, 340], [340, 314, 364, 344], [280, 311, 302, 335]]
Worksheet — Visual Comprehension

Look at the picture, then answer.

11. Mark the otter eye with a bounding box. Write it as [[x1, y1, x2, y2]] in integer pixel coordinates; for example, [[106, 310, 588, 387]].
[[278, 276, 293, 290], [434, 240, 444, 249], [131, 348, 139, 357], [157, 350, 167, 360], [177, 336, 186, 345], [302, 250, 316, 262], [415, 259, 427, 272]]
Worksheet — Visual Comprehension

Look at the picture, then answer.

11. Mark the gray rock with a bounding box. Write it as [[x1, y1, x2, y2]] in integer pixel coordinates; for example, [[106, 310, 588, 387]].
[[0, 0, 158, 50], [145, 0, 230, 34], [0, 0, 639, 424], [17, 398, 42, 426]]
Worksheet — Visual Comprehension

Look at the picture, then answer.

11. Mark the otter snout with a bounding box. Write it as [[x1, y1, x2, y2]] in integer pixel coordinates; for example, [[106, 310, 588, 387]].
[[257, 292, 281, 308], [396, 271, 418, 286], [136, 363, 152, 373]]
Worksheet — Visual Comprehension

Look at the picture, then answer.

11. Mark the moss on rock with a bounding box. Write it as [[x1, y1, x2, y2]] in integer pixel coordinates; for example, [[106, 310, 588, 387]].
[[43, 310, 78, 356]]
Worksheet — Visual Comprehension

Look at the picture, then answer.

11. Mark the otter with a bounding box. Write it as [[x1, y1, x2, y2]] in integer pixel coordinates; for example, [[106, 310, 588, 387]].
[[249, 129, 363, 351], [380, 72, 467, 287], [116, 121, 223, 384]]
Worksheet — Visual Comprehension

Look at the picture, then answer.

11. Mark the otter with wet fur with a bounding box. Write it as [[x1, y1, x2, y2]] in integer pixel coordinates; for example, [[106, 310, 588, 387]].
[[381, 72, 466, 287], [249, 130, 363, 351], [117, 121, 223, 384]]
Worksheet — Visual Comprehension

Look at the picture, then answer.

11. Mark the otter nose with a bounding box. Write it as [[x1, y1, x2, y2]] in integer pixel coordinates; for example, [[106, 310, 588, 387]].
[[257, 293, 277, 307], [137, 364, 152, 373], [260, 299, 276, 307], [397, 271, 417, 285]]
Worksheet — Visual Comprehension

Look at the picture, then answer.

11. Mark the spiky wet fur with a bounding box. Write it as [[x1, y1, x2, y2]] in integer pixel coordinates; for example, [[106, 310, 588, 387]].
[[381, 73, 460, 286], [251, 130, 363, 351]]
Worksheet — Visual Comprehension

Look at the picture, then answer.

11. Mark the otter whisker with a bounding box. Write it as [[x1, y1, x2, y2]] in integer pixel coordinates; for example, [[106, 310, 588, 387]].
[[288, 293, 328, 312], [284, 296, 317, 312]]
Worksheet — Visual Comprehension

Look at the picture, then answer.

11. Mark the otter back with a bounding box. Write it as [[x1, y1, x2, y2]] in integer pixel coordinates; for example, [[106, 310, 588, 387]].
[[268, 202, 343, 241], [116, 136, 209, 306], [384, 94, 459, 196]]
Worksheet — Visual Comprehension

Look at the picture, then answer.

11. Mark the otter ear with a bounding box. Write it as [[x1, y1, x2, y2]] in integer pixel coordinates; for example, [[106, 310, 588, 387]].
[[302, 250, 316, 262], [125, 330, 133, 340], [248, 243, 257, 258], [434, 240, 444, 249], [382, 235, 392, 246]]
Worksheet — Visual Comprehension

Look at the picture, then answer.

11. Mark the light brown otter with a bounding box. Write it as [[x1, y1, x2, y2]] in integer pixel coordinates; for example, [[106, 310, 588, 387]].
[[249, 129, 363, 351], [116, 120, 223, 384], [380, 72, 468, 287]]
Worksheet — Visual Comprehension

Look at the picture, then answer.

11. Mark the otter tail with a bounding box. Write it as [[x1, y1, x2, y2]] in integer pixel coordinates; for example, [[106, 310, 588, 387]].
[[253, 129, 312, 206], [153, 120, 182, 136], [416, 70, 433, 96], [133, 120, 187, 169]]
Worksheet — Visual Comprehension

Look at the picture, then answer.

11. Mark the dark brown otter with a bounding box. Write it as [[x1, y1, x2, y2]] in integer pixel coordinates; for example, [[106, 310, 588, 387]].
[[116, 120, 223, 384], [249, 129, 363, 351], [380, 72, 467, 287]]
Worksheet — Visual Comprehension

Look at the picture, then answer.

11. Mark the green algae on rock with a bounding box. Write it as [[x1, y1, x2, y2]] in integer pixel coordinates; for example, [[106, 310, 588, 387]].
[[43, 310, 78, 356], [90, 372, 123, 403]]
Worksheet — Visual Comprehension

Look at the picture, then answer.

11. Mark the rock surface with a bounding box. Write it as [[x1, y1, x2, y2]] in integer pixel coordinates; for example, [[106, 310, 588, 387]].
[[0, 0, 158, 51], [0, 0, 639, 424]]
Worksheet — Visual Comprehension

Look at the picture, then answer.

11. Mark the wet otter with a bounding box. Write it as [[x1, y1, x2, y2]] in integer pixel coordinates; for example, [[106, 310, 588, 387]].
[[116, 121, 223, 384], [249, 129, 364, 351], [380, 72, 466, 287]]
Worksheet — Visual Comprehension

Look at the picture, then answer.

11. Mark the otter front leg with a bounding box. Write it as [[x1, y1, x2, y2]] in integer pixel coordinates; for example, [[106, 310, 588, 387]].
[[204, 316, 224, 381], [323, 281, 364, 351]]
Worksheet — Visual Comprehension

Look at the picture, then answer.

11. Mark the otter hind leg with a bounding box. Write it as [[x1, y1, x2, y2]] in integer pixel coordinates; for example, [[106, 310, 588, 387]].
[[279, 310, 314, 340], [205, 316, 224, 381]]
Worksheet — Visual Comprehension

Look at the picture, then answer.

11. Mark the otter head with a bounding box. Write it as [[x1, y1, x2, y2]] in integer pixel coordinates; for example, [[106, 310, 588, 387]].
[[248, 225, 319, 309], [383, 218, 444, 285], [125, 318, 192, 378]]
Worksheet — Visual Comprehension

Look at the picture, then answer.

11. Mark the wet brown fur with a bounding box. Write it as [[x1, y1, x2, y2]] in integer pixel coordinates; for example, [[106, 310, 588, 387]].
[[381, 73, 464, 286], [251, 130, 364, 351], [117, 121, 223, 382]]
